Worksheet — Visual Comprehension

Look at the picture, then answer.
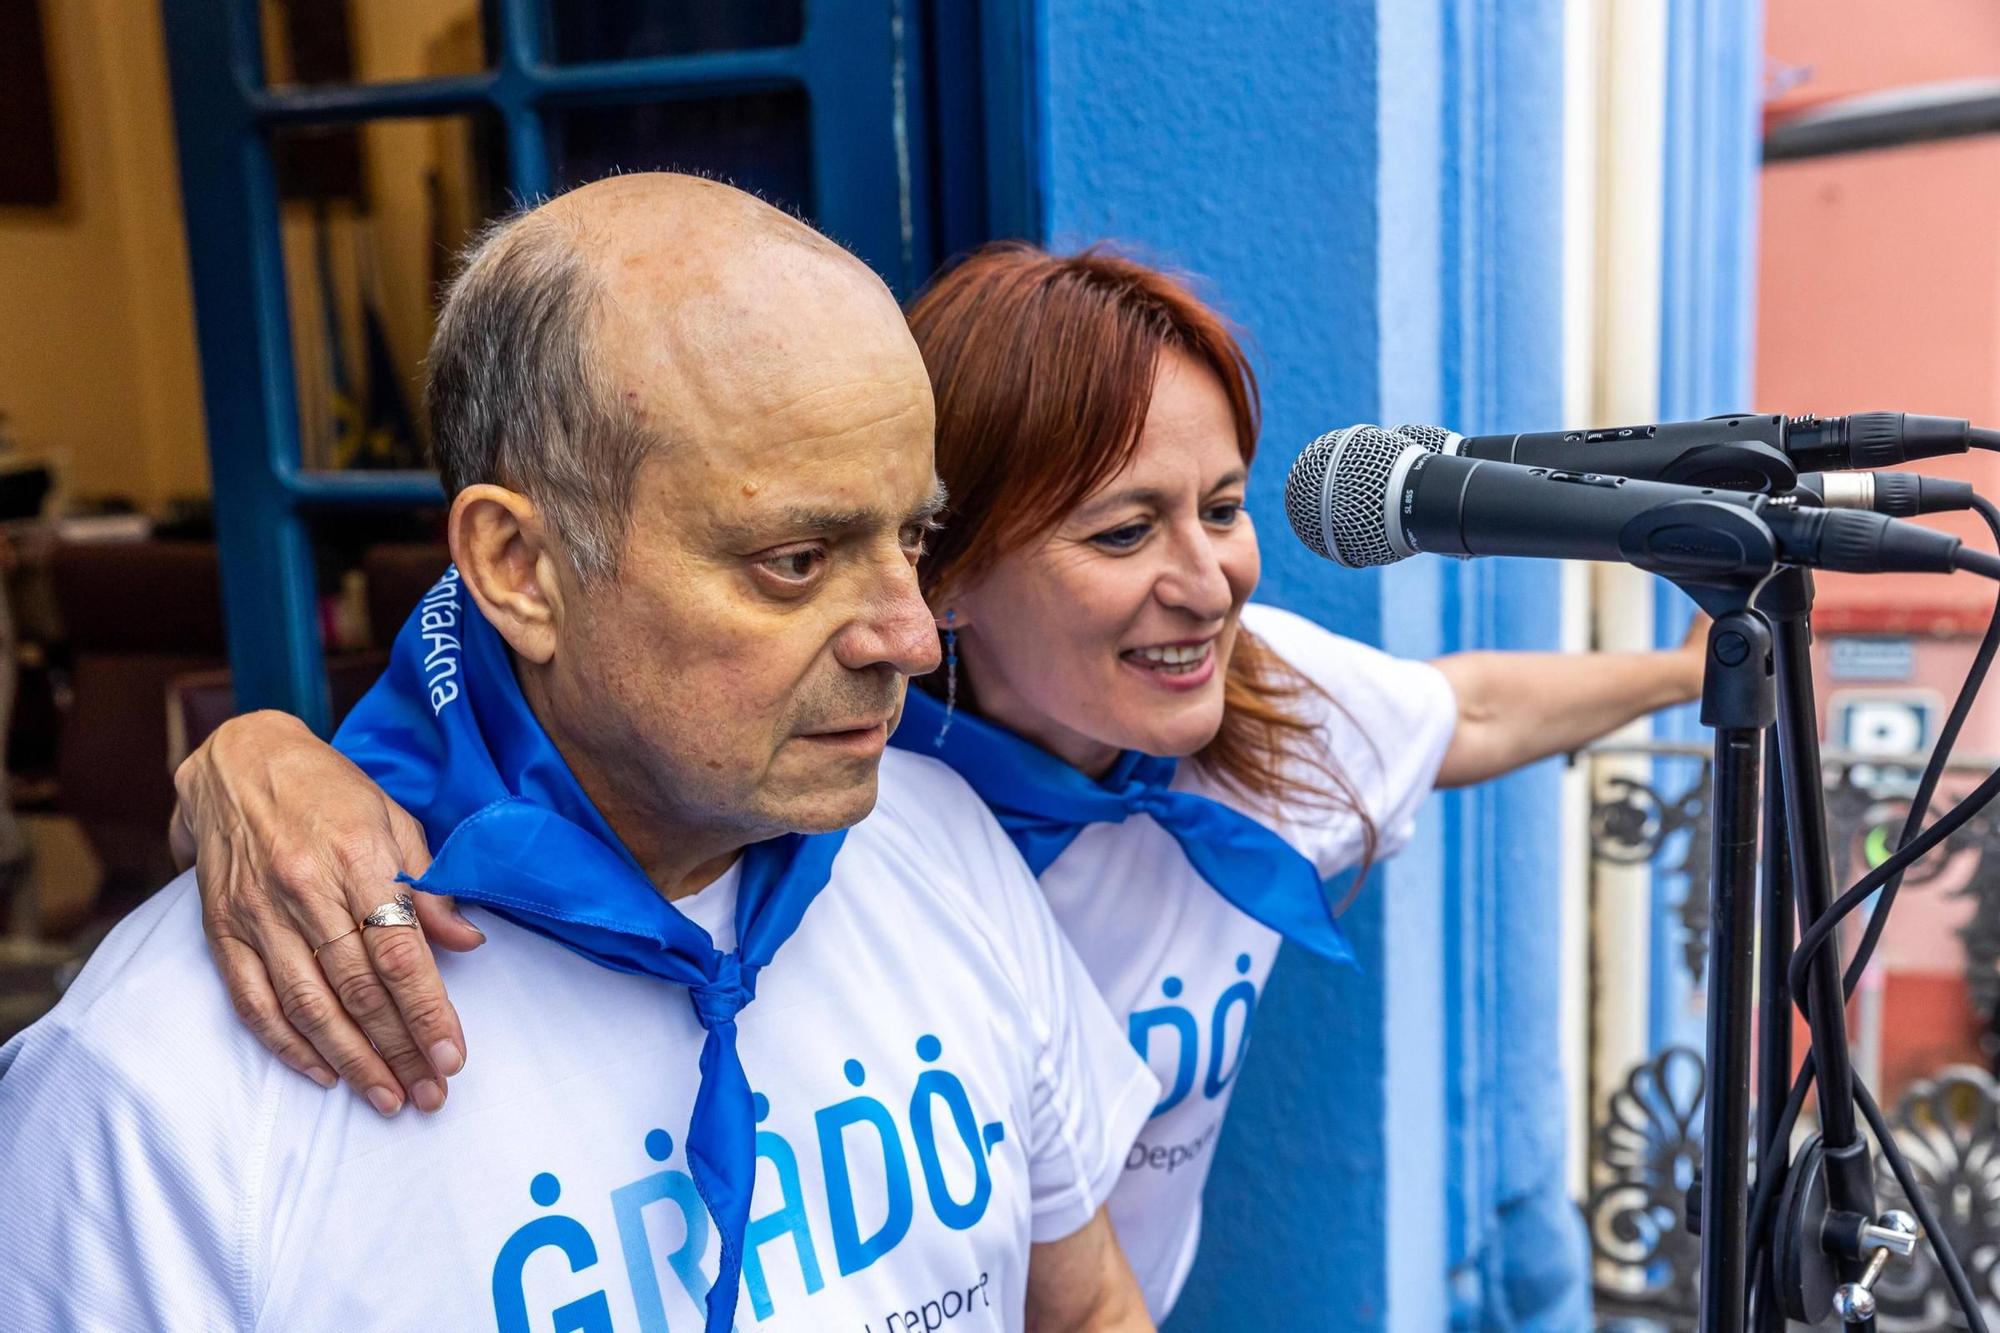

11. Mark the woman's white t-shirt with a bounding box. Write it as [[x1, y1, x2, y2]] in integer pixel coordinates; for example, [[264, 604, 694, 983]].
[[1036, 602, 1460, 1319]]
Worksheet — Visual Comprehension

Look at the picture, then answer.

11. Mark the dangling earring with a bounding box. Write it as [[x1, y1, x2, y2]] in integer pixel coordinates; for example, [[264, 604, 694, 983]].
[[934, 610, 959, 747]]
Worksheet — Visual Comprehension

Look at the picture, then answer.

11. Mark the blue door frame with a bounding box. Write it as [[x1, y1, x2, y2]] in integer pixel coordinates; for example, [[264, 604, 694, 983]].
[[160, 0, 1033, 732]]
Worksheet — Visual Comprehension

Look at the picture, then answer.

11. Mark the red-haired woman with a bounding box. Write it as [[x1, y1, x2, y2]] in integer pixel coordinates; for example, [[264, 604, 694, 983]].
[[172, 243, 1702, 1319]]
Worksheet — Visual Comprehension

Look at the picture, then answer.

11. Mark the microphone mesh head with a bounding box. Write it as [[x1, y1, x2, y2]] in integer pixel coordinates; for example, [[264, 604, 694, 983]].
[[1284, 425, 1408, 568], [1389, 422, 1453, 453]]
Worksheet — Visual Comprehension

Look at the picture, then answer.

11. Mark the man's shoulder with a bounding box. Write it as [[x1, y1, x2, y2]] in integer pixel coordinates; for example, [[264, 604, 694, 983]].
[[869, 746, 1002, 836], [0, 872, 264, 1105], [833, 747, 1067, 983], [859, 746, 1029, 893]]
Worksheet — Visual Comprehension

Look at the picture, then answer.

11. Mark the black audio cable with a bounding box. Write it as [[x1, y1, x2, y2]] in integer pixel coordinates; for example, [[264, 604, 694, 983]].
[[1743, 495, 2000, 1328]]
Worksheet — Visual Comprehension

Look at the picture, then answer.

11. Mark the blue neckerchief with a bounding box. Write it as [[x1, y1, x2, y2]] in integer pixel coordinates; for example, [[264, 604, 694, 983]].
[[893, 685, 1355, 967], [334, 567, 843, 1333]]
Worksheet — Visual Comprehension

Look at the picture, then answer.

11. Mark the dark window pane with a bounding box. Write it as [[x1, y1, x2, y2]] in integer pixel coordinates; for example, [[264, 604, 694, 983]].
[[546, 93, 813, 217], [0, 0, 60, 206], [546, 0, 802, 63], [268, 114, 509, 472], [258, 0, 488, 89]]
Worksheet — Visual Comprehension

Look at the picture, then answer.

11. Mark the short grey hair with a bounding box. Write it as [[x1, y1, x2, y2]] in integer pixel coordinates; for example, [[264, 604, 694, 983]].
[[424, 209, 653, 584]]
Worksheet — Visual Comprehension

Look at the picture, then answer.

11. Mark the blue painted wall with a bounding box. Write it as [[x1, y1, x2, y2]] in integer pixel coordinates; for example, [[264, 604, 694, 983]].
[[1650, 0, 1768, 1058], [1033, 1, 1576, 1326], [1039, 5, 1409, 1321], [1431, 2, 1585, 1323]]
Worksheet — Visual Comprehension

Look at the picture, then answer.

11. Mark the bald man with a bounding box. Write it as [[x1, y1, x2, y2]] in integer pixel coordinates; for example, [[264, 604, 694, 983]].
[[0, 177, 1157, 1331]]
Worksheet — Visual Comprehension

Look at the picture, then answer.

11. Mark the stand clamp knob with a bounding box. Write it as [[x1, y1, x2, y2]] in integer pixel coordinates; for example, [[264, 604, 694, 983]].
[[1859, 1209, 1920, 1257], [1832, 1210, 1921, 1324]]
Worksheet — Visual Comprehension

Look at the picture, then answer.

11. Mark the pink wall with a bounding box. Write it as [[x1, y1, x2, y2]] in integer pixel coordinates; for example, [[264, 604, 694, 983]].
[[1758, 1, 2000, 1081], [1757, 137, 2000, 629], [1765, 0, 2000, 107], [1758, 3, 2000, 628]]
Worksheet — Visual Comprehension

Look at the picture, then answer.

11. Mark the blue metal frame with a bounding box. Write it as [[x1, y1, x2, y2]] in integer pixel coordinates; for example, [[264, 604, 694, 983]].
[[160, 0, 1018, 731]]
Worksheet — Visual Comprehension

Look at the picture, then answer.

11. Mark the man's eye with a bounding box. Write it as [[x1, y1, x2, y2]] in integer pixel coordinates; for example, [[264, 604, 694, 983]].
[[760, 549, 826, 583], [1091, 522, 1151, 551], [1204, 502, 1243, 526], [899, 518, 943, 559]]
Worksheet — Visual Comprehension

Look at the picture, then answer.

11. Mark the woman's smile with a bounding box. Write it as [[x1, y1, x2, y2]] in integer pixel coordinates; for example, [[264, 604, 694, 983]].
[[1119, 636, 1221, 690]]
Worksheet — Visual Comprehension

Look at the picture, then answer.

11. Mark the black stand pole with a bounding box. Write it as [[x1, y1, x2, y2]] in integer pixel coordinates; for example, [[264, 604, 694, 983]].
[[1752, 728, 1794, 1333], [1763, 568, 1882, 1326], [1686, 568, 1894, 1329], [1768, 572, 1875, 1221], [1636, 507, 1923, 1326], [1696, 608, 1777, 1333]]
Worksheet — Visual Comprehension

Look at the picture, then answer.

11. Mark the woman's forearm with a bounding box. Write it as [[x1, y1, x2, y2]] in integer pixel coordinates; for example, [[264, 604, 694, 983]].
[[1429, 646, 1704, 788]]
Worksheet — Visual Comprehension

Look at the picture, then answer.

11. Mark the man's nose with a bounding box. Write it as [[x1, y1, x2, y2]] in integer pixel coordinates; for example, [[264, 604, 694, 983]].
[[836, 559, 943, 677]]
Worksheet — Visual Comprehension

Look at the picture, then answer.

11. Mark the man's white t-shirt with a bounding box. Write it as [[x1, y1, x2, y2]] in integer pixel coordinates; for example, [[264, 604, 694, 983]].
[[1038, 602, 1460, 1319], [0, 749, 1157, 1332]]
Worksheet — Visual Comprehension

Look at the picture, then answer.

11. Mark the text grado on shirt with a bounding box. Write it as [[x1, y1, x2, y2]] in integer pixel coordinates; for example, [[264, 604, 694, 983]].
[[493, 1035, 1007, 1329]]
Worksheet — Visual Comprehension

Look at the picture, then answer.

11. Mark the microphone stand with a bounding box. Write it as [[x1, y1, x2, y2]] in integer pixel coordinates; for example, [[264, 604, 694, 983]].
[[1681, 566, 1922, 1331], [1686, 594, 1772, 1332], [1761, 570, 1877, 1326], [1753, 724, 1794, 1333]]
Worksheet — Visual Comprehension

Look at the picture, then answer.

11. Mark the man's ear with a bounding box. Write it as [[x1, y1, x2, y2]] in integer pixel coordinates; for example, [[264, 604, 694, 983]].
[[448, 484, 567, 664]]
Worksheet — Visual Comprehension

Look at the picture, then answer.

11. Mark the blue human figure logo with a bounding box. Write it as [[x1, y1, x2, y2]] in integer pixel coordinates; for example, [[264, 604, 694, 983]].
[[1128, 956, 1263, 1118], [609, 1128, 723, 1333], [492, 1173, 615, 1333], [816, 1059, 915, 1276], [1129, 976, 1199, 1115], [743, 1091, 825, 1320], [907, 1035, 1005, 1231], [1204, 954, 1258, 1098]]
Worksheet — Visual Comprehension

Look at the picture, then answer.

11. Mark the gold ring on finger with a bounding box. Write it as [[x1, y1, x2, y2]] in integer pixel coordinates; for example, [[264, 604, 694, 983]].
[[311, 925, 361, 960]]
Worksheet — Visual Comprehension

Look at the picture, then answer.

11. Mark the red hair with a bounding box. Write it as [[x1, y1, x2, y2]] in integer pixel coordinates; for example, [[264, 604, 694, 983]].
[[906, 243, 1377, 857]]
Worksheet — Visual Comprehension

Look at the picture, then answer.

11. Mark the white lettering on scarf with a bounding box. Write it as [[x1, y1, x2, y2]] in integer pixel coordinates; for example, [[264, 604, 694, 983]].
[[419, 568, 463, 715]]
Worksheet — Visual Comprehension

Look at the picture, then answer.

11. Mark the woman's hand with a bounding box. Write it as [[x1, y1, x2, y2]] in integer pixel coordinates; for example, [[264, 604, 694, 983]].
[[1680, 609, 1714, 667], [171, 711, 486, 1115]]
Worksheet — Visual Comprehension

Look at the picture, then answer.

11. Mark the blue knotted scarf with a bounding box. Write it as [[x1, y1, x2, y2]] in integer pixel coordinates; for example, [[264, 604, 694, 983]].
[[893, 684, 1355, 967], [334, 567, 844, 1332]]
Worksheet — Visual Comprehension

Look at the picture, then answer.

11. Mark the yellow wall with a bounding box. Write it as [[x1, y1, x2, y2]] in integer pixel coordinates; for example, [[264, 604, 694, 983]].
[[0, 1, 482, 511], [0, 0, 209, 512]]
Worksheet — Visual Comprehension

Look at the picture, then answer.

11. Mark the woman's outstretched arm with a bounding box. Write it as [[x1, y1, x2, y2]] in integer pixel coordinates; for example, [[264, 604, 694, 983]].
[[1429, 616, 1707, 788]]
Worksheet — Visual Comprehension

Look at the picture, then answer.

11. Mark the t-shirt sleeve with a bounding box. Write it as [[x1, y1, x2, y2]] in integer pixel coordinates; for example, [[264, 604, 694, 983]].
[[0, 1028, 248, 1328], [935, 777, 1159, 1243], [0, 881, 271, 1329], [1239, 601, 1460, 875]]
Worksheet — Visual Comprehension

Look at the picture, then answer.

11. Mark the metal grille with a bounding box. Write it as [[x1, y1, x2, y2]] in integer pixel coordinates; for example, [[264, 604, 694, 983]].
[[1389, 421, 1455, 454], [1283, 425, 1406, 568], [1282, 430, 1340, 559]]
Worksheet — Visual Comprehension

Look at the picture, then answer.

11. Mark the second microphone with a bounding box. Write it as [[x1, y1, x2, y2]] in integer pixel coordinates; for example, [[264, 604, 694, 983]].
[[1285, 425, 1967, 579]]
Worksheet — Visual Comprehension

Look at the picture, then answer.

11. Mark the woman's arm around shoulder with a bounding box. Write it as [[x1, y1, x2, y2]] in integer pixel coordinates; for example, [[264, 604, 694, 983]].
[[172, 709, 485, 1115]]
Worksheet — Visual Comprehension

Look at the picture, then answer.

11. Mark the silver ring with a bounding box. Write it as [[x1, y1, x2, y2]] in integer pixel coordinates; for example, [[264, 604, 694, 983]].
[[362, 891, 419, 930]]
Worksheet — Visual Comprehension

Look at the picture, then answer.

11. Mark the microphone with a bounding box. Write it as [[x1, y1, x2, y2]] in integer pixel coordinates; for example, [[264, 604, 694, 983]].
[[1384, 412, 1998, 490], [1284, 425, 1972, 579], [1391, 421, 1976, 514]]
